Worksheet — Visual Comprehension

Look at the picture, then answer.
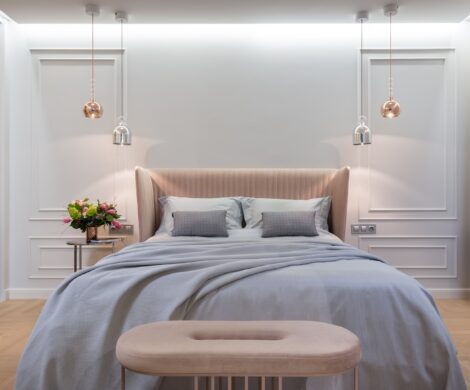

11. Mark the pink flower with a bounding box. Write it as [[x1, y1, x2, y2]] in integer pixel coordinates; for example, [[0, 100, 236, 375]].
[[106, 209, 117, 215], [112, 220, 122, 229], [82, 207, 88, 213], [63, 217, 72, 223], [99, 202, 109, 211]]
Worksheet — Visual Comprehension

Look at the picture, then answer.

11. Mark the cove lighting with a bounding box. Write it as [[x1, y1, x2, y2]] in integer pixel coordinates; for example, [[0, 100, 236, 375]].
[[0, 10, 13, 23]]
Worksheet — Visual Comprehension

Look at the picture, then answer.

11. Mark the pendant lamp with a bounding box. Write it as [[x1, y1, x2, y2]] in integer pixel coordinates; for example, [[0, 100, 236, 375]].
[[381, 3, 400, 119], [112, 11, 132, 146], [83, 4, 103, 119], [353, 11, 371, 146]]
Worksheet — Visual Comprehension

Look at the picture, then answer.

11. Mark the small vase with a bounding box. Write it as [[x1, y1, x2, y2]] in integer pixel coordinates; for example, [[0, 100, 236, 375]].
[[86, 226, 98, 243]]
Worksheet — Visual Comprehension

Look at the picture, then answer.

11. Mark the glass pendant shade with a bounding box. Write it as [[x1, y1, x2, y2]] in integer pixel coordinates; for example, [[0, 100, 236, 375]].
[[353, 117, 371, 145], [113, 12, 132, 145], [381, 98, 400, 118], [113, 117, 131, 145], [353, 12, 371, 146], [83, 100, 103, 119]]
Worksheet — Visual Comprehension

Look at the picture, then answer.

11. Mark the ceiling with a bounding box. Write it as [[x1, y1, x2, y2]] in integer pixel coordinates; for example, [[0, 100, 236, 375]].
[[1, 0, 469, 24]]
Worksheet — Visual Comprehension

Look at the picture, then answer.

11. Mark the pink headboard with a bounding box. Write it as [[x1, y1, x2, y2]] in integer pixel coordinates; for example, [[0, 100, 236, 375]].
[[135, 167, 350, 242]]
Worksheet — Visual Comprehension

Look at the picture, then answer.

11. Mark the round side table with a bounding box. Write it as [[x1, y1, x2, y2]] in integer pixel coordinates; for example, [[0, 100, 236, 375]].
[[66, 238, 123, 272]]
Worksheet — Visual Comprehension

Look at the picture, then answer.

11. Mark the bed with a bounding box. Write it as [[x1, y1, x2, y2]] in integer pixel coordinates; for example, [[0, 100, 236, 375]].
[[16, 167, 466, 390]]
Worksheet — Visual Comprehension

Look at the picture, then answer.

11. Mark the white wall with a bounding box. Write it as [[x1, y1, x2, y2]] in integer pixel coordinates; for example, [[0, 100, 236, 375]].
[[2, 22, 469, 298], [455, 21, 470, 298], [0, 21, 7, 301]]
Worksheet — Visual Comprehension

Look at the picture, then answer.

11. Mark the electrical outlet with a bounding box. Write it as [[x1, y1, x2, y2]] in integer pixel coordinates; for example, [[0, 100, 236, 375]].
[[351, 224, 376, 235], [109, 224, 134, 235]]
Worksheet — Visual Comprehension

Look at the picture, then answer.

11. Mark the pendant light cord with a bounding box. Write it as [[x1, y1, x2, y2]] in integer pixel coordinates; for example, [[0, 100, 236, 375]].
[[360, 19, 364, 119], [120, 19, 124, 120], [91, 12, 95, 102], [389, 12, 393, 100]]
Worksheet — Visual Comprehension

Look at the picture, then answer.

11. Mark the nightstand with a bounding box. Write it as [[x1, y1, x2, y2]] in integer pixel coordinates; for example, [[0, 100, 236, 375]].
[[66, 238, 124, 272]]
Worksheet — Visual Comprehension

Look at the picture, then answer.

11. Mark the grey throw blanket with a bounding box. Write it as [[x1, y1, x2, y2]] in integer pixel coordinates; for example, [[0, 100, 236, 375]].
[[16, 238, 466, 390]]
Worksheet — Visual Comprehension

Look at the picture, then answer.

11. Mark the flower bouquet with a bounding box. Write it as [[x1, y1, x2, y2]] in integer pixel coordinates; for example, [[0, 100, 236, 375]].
[[63, 198, 122, 242]]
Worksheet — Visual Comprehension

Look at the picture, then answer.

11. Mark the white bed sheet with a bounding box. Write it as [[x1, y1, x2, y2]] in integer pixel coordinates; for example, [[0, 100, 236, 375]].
[[147, 228, 342, 243]]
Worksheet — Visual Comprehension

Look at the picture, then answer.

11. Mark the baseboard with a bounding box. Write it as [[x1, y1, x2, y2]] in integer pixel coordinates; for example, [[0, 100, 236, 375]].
[[429, 288, 470, 299], [6, 288, 54, 299]]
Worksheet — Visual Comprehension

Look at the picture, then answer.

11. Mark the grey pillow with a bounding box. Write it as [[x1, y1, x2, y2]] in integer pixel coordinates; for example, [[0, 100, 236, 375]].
[[240, 197, 331, 231], [261, 211, 318, 238], [172, 210, 229, 237]]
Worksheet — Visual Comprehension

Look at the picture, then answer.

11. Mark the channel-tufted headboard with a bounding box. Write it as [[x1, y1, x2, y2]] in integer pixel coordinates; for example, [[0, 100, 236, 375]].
[[135, 167, 350, 242]]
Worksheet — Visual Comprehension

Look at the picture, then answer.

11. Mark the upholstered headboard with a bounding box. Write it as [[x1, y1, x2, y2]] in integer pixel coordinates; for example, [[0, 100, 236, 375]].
[[135, 167, 350, 242]]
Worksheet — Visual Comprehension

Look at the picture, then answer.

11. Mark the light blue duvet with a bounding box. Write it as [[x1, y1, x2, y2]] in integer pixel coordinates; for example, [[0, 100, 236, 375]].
[[16, 235, 466, 390]]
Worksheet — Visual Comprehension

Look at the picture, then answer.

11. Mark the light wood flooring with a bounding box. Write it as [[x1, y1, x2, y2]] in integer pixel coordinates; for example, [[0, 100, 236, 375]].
[[0, 299, 469, 389]]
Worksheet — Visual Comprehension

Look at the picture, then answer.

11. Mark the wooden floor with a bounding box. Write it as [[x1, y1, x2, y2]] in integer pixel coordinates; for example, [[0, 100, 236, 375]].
[[0, 299, 469, 390], [0, 300, 44, 390]]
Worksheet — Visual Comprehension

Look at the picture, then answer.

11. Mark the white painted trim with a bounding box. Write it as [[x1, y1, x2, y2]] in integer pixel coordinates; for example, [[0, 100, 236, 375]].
[[360, 48, 457, 221], [367, 244, 448, 269], [430, 288, 470, 299], [30, 48, 123, 53], [358, 236, 458, 279], [26, 48, 130, 225], [6, 288, 54, 299], [358, 235, 457, 239], [363, 48, 456, 53]]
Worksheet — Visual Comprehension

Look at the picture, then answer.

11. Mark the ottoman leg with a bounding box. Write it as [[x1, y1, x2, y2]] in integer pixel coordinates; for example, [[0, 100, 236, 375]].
[[121, 366, 126, 390], [354, 366, 359, 390]]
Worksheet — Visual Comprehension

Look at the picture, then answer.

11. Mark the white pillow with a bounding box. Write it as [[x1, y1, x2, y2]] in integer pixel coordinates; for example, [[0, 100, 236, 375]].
[[240, 197, 331, 231], [157, 196, 243, 234]]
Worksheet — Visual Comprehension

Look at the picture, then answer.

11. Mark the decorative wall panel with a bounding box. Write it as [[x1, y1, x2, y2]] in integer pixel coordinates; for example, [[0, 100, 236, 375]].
[[360, 49, 456, 221]]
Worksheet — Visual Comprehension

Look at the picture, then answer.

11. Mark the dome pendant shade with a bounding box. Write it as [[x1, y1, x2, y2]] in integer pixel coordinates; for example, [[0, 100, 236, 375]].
[[83, 100, 103, 119], [113, 118, 131, 146], [381, 98, 400, 118], [353, 118, 371, 145]]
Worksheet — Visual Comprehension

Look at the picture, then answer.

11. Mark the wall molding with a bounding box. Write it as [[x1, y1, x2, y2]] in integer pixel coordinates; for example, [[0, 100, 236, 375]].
[[359, 48, 457, 221], [367, 244, 448, 269], [28, 48, 129, 221], [359, 236, 457, 279], [28, 235, 126, 279]]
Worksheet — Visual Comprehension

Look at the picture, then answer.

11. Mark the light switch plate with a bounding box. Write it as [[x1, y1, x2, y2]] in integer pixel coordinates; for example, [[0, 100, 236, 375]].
[[109, 224, 134, 235], [351, 224, 376, 235]]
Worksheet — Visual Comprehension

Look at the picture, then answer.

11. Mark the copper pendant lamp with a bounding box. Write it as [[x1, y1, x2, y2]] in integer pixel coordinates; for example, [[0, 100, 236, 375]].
[[112, 11, 131, 145], [83, 4, 103, 119], [381, 3, 400, 119], [353, 11, 371, 146]]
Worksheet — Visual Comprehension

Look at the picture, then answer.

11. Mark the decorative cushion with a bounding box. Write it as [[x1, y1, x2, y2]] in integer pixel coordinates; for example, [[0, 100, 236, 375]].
[[262, 211, 318, 238], [157, 196, 243, 234], [241, 197, 331, 231], [172, 211, 228, 237]]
